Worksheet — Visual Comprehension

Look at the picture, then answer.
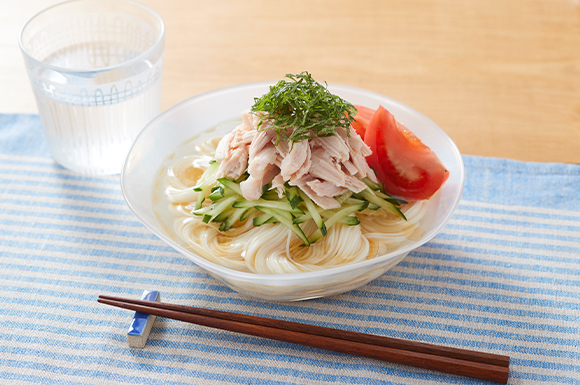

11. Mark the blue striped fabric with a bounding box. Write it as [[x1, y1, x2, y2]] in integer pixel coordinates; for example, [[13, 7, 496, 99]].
[[1, 113, 579, 384]]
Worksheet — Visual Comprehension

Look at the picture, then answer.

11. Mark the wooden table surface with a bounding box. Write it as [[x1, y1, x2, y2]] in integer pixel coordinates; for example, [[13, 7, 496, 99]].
[[2, 0, 579, 164]]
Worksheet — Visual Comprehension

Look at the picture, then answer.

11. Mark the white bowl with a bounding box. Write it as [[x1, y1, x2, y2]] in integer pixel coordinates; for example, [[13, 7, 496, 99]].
[[121, 81, 465, 301]]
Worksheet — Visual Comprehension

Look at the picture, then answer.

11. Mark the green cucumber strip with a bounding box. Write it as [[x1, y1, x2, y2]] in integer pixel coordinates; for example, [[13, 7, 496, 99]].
[[214, 186, 242, 201], [292, 213, 311, 225], [373, 190, 389, 199], [208, 188, 224, 201], [192, 204, 212, 216], [293, 205, 340, 224], [192, 162, 221, 209], [253, 213, 273, 226], [322, 202, 366, 229], [195, 195, 238, 222], [261, 190, 280, 200], [255, 205, 293, 222], [285, 186, 302, 209], [240, 207, 256, 221], [309, 232, 323, 243], [298, 212, 359, 225], [262, 183, 271, 195], [234, 173, 249, 183], [297, 189, 326, 236], [361, 177, 382, 191], [253, 214, 279, 226], [220, 207, 248, 231], [335, 190, 353, 204], [217, 177, 243, 196], [384, 197, 405, 206], [338, 216, 360, 226], [295, 207, 362, 224], [233, 198, 304, 215], [367, 168, 385, 190], [193, 161, 220, 192], [343, 197, 366, 205], [293, 204, 366, 224], [293, 207, 339, 224], [213, 207, 235, 223], [195, 191, 206, 210], [357, 188, 407, 220], [258, 207, 309, 246], [373, 190, 406, 206], [308, 202, 366, 243]]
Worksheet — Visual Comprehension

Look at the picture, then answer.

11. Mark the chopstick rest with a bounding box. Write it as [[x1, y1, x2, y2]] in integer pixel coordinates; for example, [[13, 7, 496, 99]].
[[126, 290, 161, 348]]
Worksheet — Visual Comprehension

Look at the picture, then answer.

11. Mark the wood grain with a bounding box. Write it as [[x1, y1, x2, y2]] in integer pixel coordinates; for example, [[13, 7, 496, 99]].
[[2, 0, 579, 163]]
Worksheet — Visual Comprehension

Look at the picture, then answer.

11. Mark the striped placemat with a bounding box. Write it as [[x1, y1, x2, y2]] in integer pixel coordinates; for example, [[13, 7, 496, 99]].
[[1, 113, 579, 384]]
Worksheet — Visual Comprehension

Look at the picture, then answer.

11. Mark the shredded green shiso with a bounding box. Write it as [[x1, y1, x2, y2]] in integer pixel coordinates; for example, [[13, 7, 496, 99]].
[[251, 71, 357, 144]]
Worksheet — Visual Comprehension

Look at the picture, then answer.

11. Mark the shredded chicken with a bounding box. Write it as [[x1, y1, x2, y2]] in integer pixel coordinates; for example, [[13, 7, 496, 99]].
[[280, 140, 310, 180], [215, 112, 378, 209]]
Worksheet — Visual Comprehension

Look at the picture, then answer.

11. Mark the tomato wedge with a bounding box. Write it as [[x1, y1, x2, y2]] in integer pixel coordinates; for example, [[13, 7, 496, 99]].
[[363, 105, 448, 201], [351, 105, 375, 138]]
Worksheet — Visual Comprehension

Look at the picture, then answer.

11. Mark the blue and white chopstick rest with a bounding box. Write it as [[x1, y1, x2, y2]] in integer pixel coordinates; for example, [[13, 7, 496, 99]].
[[127, 290, 160, 348]]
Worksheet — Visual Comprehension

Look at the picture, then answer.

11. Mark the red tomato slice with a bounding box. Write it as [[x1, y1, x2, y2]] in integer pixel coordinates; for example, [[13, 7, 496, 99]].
[[364, 105, 448, 201], [351, 105, 375, 138]]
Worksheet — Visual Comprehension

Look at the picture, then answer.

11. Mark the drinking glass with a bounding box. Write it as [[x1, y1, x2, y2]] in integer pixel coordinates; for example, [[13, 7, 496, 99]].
[[19, 0, 165, 175]]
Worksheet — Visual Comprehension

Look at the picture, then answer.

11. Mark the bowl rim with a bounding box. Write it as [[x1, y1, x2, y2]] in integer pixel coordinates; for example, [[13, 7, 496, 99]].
[[121, 80, 465, 285]]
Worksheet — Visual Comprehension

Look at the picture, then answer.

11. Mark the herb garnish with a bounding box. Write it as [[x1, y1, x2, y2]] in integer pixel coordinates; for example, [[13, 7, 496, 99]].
[[251, 71, 357, 144]]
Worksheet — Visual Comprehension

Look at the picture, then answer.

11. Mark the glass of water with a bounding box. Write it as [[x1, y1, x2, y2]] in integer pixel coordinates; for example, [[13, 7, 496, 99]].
[[19, 0, 164, 175]]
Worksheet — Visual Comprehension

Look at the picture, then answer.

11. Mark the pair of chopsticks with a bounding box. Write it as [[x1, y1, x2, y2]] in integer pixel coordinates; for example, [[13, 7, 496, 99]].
[[98, 295, 510, 383]]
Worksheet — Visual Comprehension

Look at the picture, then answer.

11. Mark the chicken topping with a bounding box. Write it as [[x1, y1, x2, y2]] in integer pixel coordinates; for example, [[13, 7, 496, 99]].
[[215, 111, 376, 209]]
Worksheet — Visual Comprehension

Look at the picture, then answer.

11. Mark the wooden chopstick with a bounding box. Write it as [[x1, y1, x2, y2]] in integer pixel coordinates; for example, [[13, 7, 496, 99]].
[[98, 295, 510, 384]]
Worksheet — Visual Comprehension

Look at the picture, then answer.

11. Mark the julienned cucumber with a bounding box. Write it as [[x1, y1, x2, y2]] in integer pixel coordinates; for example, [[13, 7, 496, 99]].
[[373, 190, 407, 206], [220, 207, 249, 231], [308, 201, 368, 243], [197, 195, 239, 223], [191, 161, 220, 210], [217, 177, 244, 196], [191, 167, 407, 245], [293, 210, 361, 226], [285, 186, 302, 209], [297, 189, 326, 236], [361, 177, 382, 191], [193, 161, 219, 192], [253, 213, 274, 226], [233, 198, 304, 215], [355, 188, 407, 220], [257, 207, 310, 246]]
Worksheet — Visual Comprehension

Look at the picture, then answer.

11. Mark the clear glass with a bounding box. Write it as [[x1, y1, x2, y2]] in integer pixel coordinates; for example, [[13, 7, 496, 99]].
[[121, 81, 465, 302], [19, 0, 164, 175]]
